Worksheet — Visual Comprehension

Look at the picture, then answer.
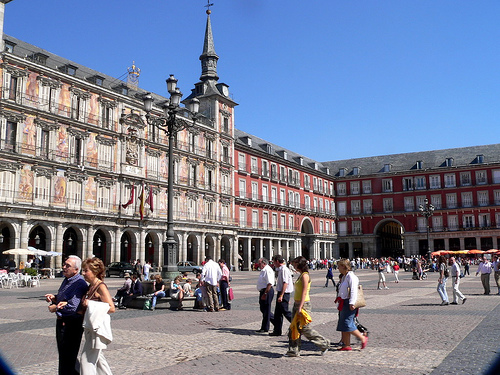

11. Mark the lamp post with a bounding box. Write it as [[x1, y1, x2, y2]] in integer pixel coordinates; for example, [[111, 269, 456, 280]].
[[142, 74, 200, 279], [419, 198, 435, 264]]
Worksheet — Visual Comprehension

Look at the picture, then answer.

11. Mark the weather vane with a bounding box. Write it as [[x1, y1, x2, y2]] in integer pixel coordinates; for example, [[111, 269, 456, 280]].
[[205, 0, 214, 14]]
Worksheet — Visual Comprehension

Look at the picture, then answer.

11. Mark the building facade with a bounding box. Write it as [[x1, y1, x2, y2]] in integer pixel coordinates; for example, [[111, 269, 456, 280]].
[[234, 129, 337, 268], [324, 146, 500, 259], [0, 9, 240, 271]]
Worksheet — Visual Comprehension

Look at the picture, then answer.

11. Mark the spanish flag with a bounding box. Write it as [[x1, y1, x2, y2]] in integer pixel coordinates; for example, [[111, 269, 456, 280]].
[[139, 184, 145, 220], [147, 186, 154, 212]]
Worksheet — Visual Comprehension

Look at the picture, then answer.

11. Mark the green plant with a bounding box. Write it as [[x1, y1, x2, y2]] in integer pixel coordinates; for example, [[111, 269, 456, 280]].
[[24, 267, 38, 277]]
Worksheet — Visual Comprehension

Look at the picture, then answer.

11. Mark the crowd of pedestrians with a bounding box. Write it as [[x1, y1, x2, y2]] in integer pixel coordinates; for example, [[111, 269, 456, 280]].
[[41, 250, 500, 373]]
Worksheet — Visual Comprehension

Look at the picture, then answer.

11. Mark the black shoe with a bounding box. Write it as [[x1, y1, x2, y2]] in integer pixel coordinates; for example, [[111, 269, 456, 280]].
[[269, 332, 282, 336], [255, 329, 268, 333], [462, 298, 467, 304], [450, 302, 458, 305]]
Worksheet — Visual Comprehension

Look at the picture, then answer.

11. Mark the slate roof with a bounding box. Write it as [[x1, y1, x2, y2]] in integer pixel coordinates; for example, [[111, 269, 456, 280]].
[[235, 127, 500, 178], [234, 128, 332, 175], [323, 144, 500, 176], [3, 34, 166, 102]]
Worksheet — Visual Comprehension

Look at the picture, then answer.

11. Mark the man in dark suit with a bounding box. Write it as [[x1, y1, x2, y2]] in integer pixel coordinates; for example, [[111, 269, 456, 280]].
[[45, 255, 88, 375], [122, 273, 143, 309]]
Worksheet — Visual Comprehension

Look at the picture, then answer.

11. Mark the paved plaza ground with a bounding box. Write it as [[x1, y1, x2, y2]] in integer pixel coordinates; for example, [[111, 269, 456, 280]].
[[1, 267, 500, 375]]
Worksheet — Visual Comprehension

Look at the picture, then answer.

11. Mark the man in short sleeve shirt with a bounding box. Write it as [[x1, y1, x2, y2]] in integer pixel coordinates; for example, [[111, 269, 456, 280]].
[[256, 258, 275, 333], [270, 255, 294, 336]]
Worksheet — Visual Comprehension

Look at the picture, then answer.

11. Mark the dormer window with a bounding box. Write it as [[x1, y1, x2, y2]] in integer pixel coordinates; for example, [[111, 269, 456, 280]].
[[113, 84, 129, 96], [416, 160, 423, 170], [282, 151, 288, 160], [88, 75, 105, 86], [353, 167, 360, 176], [265, 144, 273, 154], [339, 168, 346, 177], [60, 64, 78, 76], [4, 40, 16, 53], [446, 158, 454, 167], [298, 157, 304, 166], [477, 154, 484, 164], [28, 52, 49, 66], [383, 164, 391, 172]]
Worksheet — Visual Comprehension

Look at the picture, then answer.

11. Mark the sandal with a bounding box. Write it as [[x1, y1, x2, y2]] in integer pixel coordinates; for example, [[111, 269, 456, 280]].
[[361, 337, 368, 350], [338, 346, 352, 351]]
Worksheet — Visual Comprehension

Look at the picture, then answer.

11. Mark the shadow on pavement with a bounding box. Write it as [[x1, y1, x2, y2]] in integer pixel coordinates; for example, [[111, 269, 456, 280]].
[[224, 349, 283, 358], [211, 327, 259, 336]]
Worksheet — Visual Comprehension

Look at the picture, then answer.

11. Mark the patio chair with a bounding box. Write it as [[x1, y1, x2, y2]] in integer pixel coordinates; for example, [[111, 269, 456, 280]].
[[29, 275, 41, 287]]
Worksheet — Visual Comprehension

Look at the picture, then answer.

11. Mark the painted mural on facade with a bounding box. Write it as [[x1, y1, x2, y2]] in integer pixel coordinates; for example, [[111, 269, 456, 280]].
[[55, 125, 69, 162], [53, 175, 66, 205], [18, 167, 33, 202], [22, 116, 36, 155], [84, 176, 97, 208], [58, 83, 71, 117], [89, 94, 98, 126], [26, 71, 39, 102], [160, 153, 168, 179], [86, 133, 98, 168]]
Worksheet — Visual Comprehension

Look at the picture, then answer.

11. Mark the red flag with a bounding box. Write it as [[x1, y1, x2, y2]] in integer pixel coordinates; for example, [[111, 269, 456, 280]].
[[121, 186, 135, 208], [147, 187, 154, 212], [139, 184, 145, 220]]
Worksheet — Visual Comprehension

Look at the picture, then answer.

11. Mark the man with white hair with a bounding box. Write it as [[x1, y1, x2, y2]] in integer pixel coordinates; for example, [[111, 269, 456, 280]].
[[45, 255, 88, 375]]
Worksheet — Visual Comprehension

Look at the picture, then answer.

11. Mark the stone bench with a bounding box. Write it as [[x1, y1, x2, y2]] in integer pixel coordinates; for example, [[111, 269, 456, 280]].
[[125, 295, 198, 310]]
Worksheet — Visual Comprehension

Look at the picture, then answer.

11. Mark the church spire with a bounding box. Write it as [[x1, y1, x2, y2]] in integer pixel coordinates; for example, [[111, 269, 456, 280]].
[[199, 7, 219, 82]]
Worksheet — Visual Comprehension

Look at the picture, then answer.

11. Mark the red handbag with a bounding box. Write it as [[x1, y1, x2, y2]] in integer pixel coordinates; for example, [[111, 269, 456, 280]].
[[228, 287, 234, 301]]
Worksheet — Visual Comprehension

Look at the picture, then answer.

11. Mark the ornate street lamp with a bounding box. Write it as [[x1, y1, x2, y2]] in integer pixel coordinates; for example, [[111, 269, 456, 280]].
[[419, 198, 435, 263], [143, 75, 200, 278]]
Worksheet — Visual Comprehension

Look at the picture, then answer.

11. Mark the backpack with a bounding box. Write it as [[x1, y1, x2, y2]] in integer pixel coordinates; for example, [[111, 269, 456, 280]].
[[443, 267, 450, 278], [143, 299, 152, 310]]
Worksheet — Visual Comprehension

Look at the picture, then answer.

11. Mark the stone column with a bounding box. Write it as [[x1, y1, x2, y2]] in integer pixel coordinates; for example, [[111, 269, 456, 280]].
[[85, 225, 93, 260], [20, 220, 28, 249], [114, 228, 121, 263], [258, 238, 263, 260], [137, 228, 145, 263], [216, 234, 222, 261], [244, 237, 251, 271], [54, 223, 63, 270], [180, 232, 188, 262]]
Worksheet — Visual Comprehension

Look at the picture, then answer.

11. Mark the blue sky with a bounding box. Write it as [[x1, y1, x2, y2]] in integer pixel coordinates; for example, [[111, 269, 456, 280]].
[[5, 1, 500, 162]]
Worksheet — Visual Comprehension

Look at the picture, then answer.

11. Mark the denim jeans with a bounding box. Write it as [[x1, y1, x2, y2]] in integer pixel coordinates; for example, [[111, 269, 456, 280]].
[[437, 278, 449, 302], [152, 291, 165, 308]]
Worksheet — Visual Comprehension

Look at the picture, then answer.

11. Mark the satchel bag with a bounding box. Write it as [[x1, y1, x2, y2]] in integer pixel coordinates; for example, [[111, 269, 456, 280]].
[[351, 284, 366, 309]]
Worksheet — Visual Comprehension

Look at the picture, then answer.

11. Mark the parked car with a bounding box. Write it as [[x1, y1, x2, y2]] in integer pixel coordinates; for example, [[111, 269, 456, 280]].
[[177, 261, 203, 274], [106, 262, 134, 278]]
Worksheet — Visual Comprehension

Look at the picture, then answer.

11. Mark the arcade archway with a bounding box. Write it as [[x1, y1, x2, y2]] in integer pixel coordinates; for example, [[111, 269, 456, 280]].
[[376, 220, 405, 258]]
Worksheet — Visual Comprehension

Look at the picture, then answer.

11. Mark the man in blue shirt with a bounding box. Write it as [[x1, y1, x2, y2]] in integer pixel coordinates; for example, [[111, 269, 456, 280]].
[[45, 255, 88, 375]]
